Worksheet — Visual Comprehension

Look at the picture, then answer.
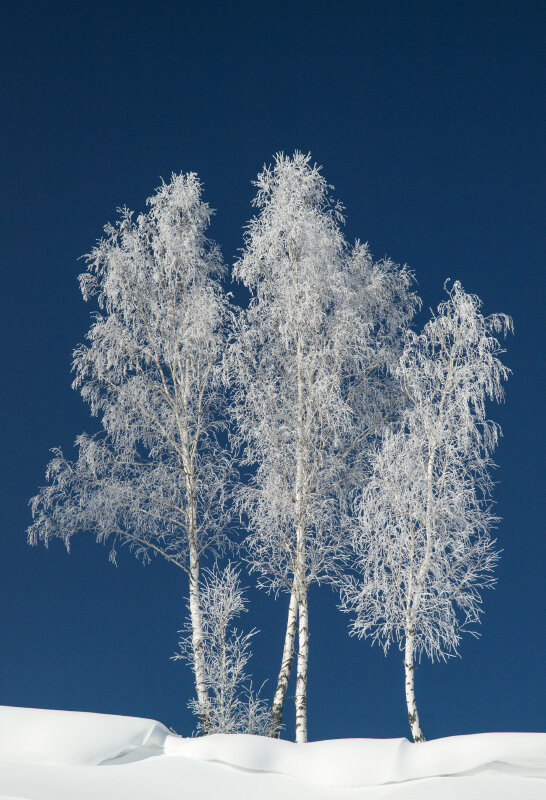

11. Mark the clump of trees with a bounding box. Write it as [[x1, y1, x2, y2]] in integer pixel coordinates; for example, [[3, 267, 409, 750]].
[[228, 153, 417, 741], [28, 154, 511, 743]]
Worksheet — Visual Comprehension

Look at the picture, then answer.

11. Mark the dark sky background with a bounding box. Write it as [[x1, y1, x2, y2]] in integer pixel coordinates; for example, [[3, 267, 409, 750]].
[[1, 1, 544, 742]]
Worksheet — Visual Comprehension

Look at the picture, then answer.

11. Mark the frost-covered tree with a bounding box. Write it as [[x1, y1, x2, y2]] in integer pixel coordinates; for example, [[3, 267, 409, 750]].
[[341, 281, 511, 742], [28, 173, 233, 732], [173, 563, 270, 735], [229, 152, 418, 742]]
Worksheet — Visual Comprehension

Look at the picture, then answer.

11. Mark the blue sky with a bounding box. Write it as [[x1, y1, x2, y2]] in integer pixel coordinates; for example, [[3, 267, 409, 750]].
[[1, 0, 544, 740]]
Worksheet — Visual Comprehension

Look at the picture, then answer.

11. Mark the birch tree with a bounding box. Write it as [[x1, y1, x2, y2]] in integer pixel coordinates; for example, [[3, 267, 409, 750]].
[[173, 563, 270, 734], [341, 281, 511, 742], [229, 152, 417, 742], [28, 173, 232, 732]]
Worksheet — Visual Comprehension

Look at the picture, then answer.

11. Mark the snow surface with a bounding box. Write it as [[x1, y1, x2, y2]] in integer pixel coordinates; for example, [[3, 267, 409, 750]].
[[0, 706, 544, 799]]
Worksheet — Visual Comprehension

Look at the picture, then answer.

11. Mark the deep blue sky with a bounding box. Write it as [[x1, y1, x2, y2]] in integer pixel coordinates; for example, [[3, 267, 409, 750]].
[[1, 1, 544, 741]]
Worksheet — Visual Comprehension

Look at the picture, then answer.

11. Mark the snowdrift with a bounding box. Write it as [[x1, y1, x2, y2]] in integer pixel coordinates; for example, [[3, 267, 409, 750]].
[[164, 729, 546, 787], [0, 706, 169, 766], [0, 705, 544, 800]]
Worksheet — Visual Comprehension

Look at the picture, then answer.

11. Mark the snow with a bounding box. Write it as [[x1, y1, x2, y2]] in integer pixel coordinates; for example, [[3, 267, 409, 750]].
[[0, 706, 169, 766], [0, 706, 544, 800]]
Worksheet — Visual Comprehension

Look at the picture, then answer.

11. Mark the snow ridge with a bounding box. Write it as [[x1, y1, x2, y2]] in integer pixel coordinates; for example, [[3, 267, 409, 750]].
[[163, 731, 546, 788], [0, 706, 170, 767]]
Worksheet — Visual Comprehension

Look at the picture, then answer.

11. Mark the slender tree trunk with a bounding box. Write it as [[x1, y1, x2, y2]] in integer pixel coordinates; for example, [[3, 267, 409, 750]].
[[404, 443, 432, 744], [404, 629, 425, 743], [295, 584, 309, 743], [269, 587, 298, 738], [185, 467, 212, 734], [293, 334, 310, 744], [188, 542, 211, 733]]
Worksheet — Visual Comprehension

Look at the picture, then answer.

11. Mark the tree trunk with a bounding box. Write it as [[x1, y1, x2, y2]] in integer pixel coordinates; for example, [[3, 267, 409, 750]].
[[188, 544, 212, 733], [404, 630, 425, 743], [293, 335, 309, 744], [269, 587, 298, 738], [295, 586, 309, 743], [185, 463, 212, 734]]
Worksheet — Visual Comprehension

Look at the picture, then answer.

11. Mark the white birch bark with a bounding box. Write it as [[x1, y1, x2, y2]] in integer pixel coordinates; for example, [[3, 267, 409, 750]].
[[269, 588, 298, 738], [178, 343, 213, 733], [181, 399, 210, 729], [295, 584, 309, 743], [294, 335, 309, 744], [404, 628, 425, 742], [188, 544, 211, 732]]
